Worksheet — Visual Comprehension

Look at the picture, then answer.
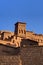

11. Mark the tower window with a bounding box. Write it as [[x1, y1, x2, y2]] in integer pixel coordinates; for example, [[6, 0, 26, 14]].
[[21, 30, 23, 33], [19, 30, 20, 33], [24, 30, 26, 34]]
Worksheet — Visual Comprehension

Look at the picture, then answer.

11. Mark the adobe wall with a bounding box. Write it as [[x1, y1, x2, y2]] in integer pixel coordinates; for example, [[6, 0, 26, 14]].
[[2, 32, 14, 40], [0, 44, 21, 65], [0, 44, 43, 65], [20, 46, 43, 65], [0, 56, 21, 65]]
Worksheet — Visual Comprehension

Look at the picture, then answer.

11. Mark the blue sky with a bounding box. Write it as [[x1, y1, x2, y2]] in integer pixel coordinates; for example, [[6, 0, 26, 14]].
[[0, 0, 43, 34]]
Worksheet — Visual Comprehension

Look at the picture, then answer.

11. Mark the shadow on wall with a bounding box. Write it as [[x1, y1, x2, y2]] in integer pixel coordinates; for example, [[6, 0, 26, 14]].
[[0, 44, 20, 55], [0, 39, 38, 55], [20, 39, 38, 47]]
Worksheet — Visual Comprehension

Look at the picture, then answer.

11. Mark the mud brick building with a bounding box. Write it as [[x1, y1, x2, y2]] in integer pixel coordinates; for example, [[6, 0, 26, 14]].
[[0, 22, 43, 47]]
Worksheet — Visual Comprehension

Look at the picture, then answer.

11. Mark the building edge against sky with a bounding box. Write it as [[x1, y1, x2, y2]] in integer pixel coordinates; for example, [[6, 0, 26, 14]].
[[0, 22, 43, 47]]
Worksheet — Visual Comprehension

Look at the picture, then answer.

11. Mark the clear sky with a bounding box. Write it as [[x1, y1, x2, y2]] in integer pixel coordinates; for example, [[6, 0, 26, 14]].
[[0, 0, 43, 34]]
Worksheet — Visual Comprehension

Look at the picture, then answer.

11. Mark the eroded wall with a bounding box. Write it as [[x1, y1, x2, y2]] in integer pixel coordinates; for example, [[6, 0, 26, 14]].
[[0, 45, 43, 65]]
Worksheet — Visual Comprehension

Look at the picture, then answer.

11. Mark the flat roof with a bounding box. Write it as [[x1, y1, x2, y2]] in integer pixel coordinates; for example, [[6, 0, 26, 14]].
[[15, 22, 26, 25], [2, 31, 12, 34]]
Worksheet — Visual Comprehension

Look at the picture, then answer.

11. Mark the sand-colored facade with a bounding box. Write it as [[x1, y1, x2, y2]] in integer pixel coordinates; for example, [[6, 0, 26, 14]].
[[0, 22, 43, 47]]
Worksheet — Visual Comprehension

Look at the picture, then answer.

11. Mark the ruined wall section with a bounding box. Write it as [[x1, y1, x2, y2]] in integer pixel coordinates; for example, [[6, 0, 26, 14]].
[[26, 31, 34, 39], [11, 36, 22, 47], [0, 31, 14, 40], [26, 31, 43, 46]]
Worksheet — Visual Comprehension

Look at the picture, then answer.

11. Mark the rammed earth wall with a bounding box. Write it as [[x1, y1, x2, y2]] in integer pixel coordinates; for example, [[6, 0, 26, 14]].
[[0, 44, 43, 65], [20, 46, 43, 65]]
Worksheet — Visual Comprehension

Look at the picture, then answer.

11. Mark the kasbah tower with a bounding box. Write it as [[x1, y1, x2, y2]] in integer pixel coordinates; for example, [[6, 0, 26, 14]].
[[0, 22, 43, 47]]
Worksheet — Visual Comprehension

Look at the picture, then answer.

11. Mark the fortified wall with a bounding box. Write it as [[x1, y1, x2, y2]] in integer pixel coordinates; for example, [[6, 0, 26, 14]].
[[0, 22, 43, 47], [0, 44, 43, 65], [0, 22, 43, 65]]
